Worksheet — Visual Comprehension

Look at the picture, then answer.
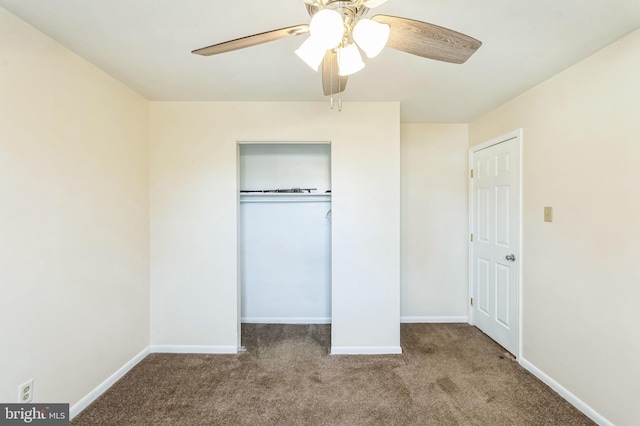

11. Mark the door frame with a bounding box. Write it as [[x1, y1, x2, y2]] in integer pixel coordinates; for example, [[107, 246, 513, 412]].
[[235, 140, 333, 349], [468, 129, 523, 359]]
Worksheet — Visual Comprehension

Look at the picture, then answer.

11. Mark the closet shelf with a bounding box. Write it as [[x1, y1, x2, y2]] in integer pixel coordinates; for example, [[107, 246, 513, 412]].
[[240, 193, 331, 204]]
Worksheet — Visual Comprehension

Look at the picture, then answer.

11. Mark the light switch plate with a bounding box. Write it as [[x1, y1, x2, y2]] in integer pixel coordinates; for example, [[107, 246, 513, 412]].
[[544, 206, 553, 222]]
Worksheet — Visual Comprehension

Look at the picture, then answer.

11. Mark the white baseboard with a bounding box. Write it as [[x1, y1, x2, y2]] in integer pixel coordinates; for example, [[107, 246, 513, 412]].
[[150, 345, 238, 354], [331, 346, 403, 355], [400, 316, 469, 323], [519, 356, 612, 426], [70, 347, 149, 420], [241, 317, 331, 324]]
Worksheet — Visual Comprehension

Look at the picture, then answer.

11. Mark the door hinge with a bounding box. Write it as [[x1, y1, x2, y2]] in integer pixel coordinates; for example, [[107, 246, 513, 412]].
[[470, 233, 474, 242], [470, 169, 474, 178], [470, 297, 474, 306]]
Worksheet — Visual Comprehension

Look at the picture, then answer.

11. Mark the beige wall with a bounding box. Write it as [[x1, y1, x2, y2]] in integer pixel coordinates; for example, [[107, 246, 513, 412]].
[[150, 102, 401, 353], [0, 8, 150, 407], [400, 124, 469, 320], [4, 2, 639, 422], [470, 29, 640, 425]]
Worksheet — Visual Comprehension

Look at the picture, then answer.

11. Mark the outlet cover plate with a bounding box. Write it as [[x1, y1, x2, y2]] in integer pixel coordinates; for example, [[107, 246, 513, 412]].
[[19, 379, 33, 403]]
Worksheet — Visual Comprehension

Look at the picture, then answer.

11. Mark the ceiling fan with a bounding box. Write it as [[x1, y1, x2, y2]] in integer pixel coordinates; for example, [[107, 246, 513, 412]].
[[192, 0, 482, 97]]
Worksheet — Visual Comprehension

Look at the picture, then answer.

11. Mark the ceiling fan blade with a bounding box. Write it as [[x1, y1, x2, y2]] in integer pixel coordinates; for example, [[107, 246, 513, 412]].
[[322, 50, 348, 96], [371, 15, 481, 64], [192, 25, 310, 56]]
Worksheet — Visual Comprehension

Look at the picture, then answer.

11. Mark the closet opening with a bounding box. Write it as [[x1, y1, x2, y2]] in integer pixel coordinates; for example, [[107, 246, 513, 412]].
[[238, 143, 332, 347]]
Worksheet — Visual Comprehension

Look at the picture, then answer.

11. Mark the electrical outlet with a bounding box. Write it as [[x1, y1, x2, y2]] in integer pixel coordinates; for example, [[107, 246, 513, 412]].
[[544, 206, 553, 222], [18, 379, 33, 403]]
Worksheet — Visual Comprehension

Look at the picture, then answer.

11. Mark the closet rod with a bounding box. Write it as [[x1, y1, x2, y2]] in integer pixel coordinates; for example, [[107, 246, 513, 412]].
[[240, 187, 317, 194]]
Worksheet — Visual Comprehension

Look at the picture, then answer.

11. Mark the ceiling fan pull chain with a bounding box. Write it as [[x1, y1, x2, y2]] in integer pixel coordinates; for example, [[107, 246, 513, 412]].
[[330, 96, 334, 109], [338, 96, 342, 112]]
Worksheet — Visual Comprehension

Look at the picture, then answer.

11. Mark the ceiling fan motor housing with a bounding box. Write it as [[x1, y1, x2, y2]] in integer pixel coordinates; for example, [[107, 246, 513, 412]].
[[306, 0, 370, 43]]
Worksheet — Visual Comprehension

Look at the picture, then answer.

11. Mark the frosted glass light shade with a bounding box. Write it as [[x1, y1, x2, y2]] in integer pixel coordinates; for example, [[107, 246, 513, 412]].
[[353, 19, 390, 58], [295, 37, 326, 71], [310, 9, 344, 49], [337, 43, 365, 76]]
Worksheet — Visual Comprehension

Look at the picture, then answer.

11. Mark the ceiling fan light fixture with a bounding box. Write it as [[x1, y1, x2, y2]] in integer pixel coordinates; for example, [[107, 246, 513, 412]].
[[309, 9, 344, 49], [193, 3, 483, 100], [337, 43, 365, 76], [353, 19, 390, 58], [295, 37, 327, 71]]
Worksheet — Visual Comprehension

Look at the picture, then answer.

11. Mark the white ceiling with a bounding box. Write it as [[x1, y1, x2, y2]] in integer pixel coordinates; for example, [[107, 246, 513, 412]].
[[2, 0, 640, 122]]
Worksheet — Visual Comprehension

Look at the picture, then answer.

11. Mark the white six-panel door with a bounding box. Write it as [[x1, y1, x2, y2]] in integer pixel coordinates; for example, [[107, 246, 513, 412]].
[[470, 134, 520, 356]]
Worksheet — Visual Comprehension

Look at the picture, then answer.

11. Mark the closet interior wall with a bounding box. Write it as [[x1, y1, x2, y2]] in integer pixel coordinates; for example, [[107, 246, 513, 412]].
[[239, 143, 332, 324]]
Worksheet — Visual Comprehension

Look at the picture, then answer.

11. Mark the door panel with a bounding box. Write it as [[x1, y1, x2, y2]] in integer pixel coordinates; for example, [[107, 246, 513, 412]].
[[471, 136, 520, 355], [478, 187, 490, 242], [496, 263, 510, 326], [496, 185, 510, 245], [478, 257, 490, 315]]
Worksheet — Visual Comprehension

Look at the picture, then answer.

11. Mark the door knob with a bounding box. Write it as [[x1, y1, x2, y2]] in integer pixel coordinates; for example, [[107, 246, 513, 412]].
[[505, 254, 516, 262]]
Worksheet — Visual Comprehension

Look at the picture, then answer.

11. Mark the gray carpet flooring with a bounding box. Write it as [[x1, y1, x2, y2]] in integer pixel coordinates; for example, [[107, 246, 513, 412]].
[[72, 323, 593, 425]]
